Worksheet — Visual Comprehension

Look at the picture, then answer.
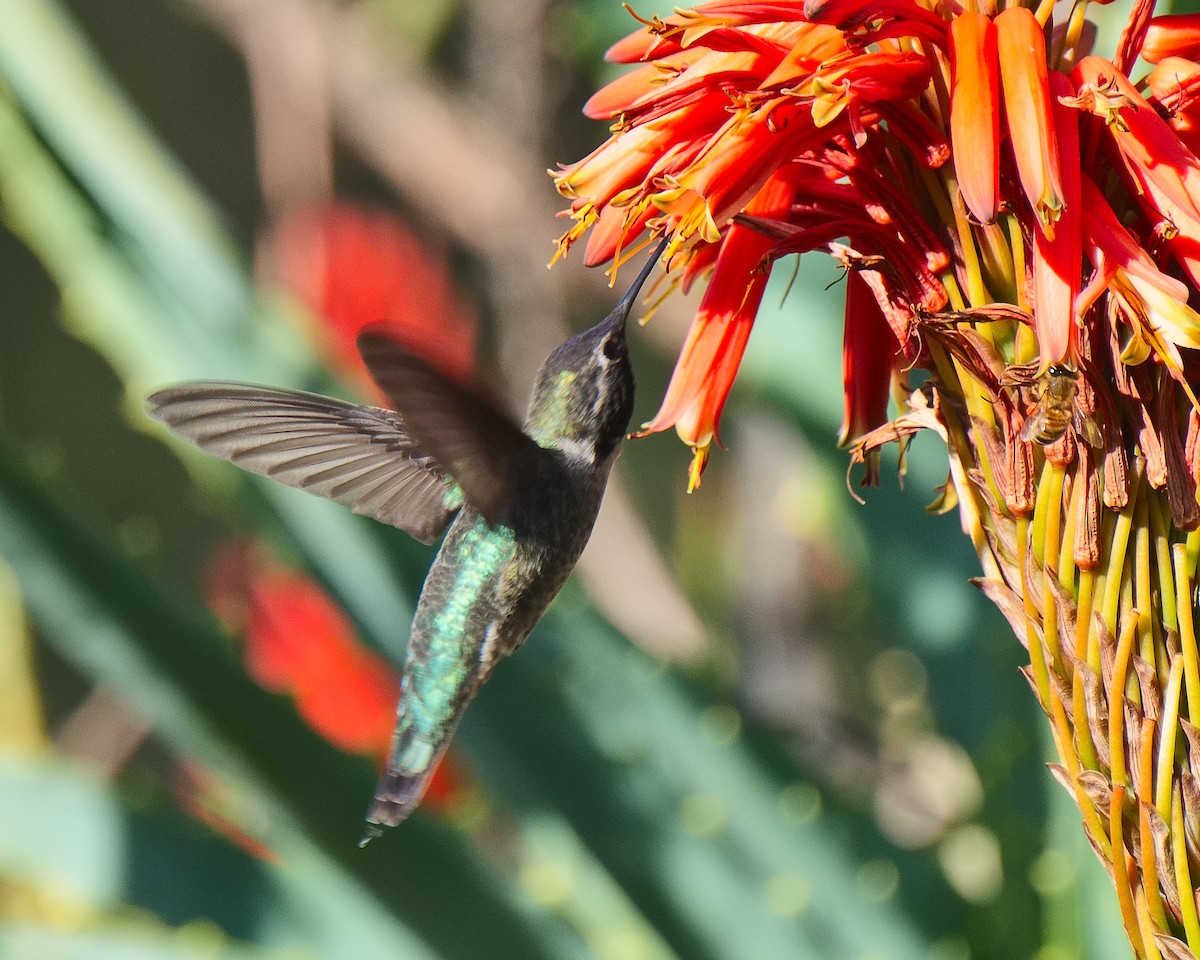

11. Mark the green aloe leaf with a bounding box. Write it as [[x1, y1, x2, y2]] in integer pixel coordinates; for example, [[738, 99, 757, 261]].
[[465, 589, 934, 960], [0, 751, 397, 959], [0, 437, 599, 960]]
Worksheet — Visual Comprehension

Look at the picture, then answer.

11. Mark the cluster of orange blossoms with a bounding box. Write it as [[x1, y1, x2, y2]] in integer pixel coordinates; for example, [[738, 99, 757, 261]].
[[555, 0, 1200, 492], [556, 0, 1200, 954]]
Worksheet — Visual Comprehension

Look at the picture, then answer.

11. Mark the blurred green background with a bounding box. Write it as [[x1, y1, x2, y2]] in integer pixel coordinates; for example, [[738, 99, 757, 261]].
[[0, 0, 1133, 957]]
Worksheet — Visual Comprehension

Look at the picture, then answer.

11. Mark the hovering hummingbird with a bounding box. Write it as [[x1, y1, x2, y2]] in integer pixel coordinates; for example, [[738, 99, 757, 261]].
[[148, 237, 668, 838]]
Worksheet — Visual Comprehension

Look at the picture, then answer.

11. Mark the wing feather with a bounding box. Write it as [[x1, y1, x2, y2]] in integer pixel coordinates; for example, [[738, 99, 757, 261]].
[[356, 333, 548, 526], [147, 383, 456, 543]]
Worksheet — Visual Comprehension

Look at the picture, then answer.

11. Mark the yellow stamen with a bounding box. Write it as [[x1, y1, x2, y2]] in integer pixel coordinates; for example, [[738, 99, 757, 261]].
[[687, 443, 711, 493]]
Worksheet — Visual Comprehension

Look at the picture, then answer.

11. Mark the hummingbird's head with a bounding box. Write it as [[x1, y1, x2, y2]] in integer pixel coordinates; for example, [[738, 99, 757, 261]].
[[526, 239, 667, 465], [527, 311, 635, 465]]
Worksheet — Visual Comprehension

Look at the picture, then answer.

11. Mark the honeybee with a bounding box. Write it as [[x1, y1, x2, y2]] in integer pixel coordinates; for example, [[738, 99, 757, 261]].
[[1018, 364, 1104, 448]]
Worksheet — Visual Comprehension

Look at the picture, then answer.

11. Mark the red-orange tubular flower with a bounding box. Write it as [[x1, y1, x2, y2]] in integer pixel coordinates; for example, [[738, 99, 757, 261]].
[[1031, 71, 1082, 366], [1146, 57, 1200, 155], [948, 12, 999, 225], [555, 0, 1200, 953], [996, 7, 1064, 236], [635, 169, 799, 489], [1143, 12, 1200, 63]]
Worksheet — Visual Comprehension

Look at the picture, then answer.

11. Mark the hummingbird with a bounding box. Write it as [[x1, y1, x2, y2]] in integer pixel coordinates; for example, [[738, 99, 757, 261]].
[[147, 237, 668, 838]]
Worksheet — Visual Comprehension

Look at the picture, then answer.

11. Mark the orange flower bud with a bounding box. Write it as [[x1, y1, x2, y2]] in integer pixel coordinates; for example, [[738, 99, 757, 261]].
[[996, 7, 1064, 235], [1142, 12, 1200, 63], [1072, 56, 1200, 287], [1031, 72, 1083, 366], [635, 170, 798, 489], [949, 13, 999, 224]]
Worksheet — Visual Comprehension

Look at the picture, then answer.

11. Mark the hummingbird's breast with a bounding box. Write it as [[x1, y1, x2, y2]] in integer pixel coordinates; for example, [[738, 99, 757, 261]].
[[397, 463, 604, 737]]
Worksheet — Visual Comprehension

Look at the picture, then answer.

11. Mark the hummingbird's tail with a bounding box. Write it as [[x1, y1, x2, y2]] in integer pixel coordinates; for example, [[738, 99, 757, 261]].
[[361, 719, 459, 841]]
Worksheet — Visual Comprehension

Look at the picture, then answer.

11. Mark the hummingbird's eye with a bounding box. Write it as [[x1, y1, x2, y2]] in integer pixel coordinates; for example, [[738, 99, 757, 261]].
[[601, 335, 622, 361]]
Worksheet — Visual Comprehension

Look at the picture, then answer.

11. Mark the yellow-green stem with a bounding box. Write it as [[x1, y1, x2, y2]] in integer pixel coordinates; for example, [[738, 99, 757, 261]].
[[1051, 0, 1091, 70], [1033, 0, 1056, 27], [1109, 614, 1138, 789], [1173, 786, 1200, 944], [1137, 719, 1170, 933], [1039, 463, 1066, 667], [1072, 568, 1100, 769], [948, 187, 990, 307], [1074, 570, 1095, 664], [1070, 671, 1099, 770], [1058, 469, 1081, 591], [916, 163, 960, 237], [1101, 502, 1136, 636], [1155, 659, 1184, 819], [1018, 517, 1053, 705], [1089, 570, 1106, 671], [1132, 496, 1154, 692], [1150, 496, 1178, 663], [1187, 528, 1200, 583], [975, 221, 1018, 304], [1031, 459, 1060, 567], [927, 343, 997, 560], [1173, 542, 1200, 723]]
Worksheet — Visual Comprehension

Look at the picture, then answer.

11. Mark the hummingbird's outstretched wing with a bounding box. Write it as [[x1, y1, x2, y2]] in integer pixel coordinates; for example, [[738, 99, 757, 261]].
[[357, 332, 548, 527], [147, 383, 458, 543]]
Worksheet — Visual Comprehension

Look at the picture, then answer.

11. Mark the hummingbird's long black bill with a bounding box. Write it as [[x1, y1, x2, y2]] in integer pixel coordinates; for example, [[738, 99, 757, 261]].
[[599, 234, 671, 333]]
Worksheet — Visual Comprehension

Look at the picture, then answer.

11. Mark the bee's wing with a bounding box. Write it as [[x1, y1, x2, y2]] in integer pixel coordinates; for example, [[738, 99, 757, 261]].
[[147, 383, 457, 544], [1073, 408, 1104, 448], [1017, 406, 1045, 443], [357, 331, 548, 527]]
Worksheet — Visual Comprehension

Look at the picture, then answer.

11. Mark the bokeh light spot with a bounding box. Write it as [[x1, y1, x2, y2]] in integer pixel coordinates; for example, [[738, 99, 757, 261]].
[[520, 860, 574, 907], [855, 859, 900, 902], [764, 873, 812, 917], [1029, 848, 1075, 896], [697, 704, 742, 746], [680, 793, 725, 836], [778, 782, 822, 826]]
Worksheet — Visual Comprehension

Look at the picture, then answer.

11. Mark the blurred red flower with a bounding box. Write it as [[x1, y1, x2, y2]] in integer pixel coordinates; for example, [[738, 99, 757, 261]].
[[207, 542, 399, 757], [274, 203, 478, 391], [204, 542, 469, 826]]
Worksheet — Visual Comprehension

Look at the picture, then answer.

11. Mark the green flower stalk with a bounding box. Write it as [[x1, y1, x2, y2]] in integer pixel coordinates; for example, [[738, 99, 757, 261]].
[[555, 0, 1200, 955]]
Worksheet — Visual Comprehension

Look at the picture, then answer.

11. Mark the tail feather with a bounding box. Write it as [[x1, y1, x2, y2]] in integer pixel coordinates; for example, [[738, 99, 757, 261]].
[[362, 720, 458, 837], [366, 762, 442, 828]]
